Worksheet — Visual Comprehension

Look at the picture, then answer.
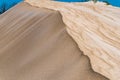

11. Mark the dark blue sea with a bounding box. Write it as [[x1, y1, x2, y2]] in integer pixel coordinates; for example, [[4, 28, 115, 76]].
[[0, 0, 23, 14]]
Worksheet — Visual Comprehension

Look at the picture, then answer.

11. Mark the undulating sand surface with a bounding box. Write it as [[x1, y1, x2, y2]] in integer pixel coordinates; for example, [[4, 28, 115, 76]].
[[25, 1, 120, 80], [0, 2, 108, 80]]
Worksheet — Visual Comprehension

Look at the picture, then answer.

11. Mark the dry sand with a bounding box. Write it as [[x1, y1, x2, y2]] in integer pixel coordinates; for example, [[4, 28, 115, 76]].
[[0, 2, 108, 80], [24, 1, 120, 80]]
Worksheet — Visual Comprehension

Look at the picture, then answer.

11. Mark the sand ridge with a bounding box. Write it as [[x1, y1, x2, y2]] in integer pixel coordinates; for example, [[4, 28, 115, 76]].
[[24, 1, 120, 80], [0, 2, 108, 80]]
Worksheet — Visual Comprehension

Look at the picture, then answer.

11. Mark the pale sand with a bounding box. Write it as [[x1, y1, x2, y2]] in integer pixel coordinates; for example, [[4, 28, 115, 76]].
[[0, 2, 108, 80], [24, 1, 120, 80]]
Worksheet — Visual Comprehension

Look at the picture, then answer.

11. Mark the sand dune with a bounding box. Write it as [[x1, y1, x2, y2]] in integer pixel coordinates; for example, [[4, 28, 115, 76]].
[[24, 0, 120, 80], [0, 2, 108, 80]]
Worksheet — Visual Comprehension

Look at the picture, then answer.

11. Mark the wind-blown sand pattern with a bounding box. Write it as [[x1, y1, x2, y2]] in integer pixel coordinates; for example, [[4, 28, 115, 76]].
[[0, 2, 108, 80], [24, 0, 120, 80], [0, 0, 120, 80]]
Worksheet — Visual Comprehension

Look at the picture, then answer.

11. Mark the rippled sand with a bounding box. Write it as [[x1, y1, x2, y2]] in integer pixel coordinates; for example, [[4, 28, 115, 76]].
[[0, 2, 109, 80]]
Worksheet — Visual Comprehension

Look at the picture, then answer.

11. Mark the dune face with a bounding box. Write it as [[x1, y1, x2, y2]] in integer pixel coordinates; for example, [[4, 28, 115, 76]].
[[24, 0, 120, 80], [0, 2, 108, 80]]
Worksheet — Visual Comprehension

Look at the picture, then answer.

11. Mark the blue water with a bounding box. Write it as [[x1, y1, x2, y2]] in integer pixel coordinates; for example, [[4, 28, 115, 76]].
[[107, 0, 120, 7], [56, 0, 120, 7], [56, 0, 87, 2], [0, 0, 23, 14]]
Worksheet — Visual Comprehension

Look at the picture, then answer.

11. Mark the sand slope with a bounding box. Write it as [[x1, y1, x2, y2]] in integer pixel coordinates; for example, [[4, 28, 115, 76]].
[[0, 2, 108, 80], [25, 1, 120, 80]]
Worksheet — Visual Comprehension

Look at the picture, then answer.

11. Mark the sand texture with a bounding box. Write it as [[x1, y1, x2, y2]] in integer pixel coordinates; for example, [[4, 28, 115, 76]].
[[25, 0, 120, 80], [0, 2, 108, 80]]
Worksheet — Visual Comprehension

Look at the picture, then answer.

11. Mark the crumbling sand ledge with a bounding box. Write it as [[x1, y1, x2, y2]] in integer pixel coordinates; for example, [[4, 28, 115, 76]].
[[25, 0, 120, 80]]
